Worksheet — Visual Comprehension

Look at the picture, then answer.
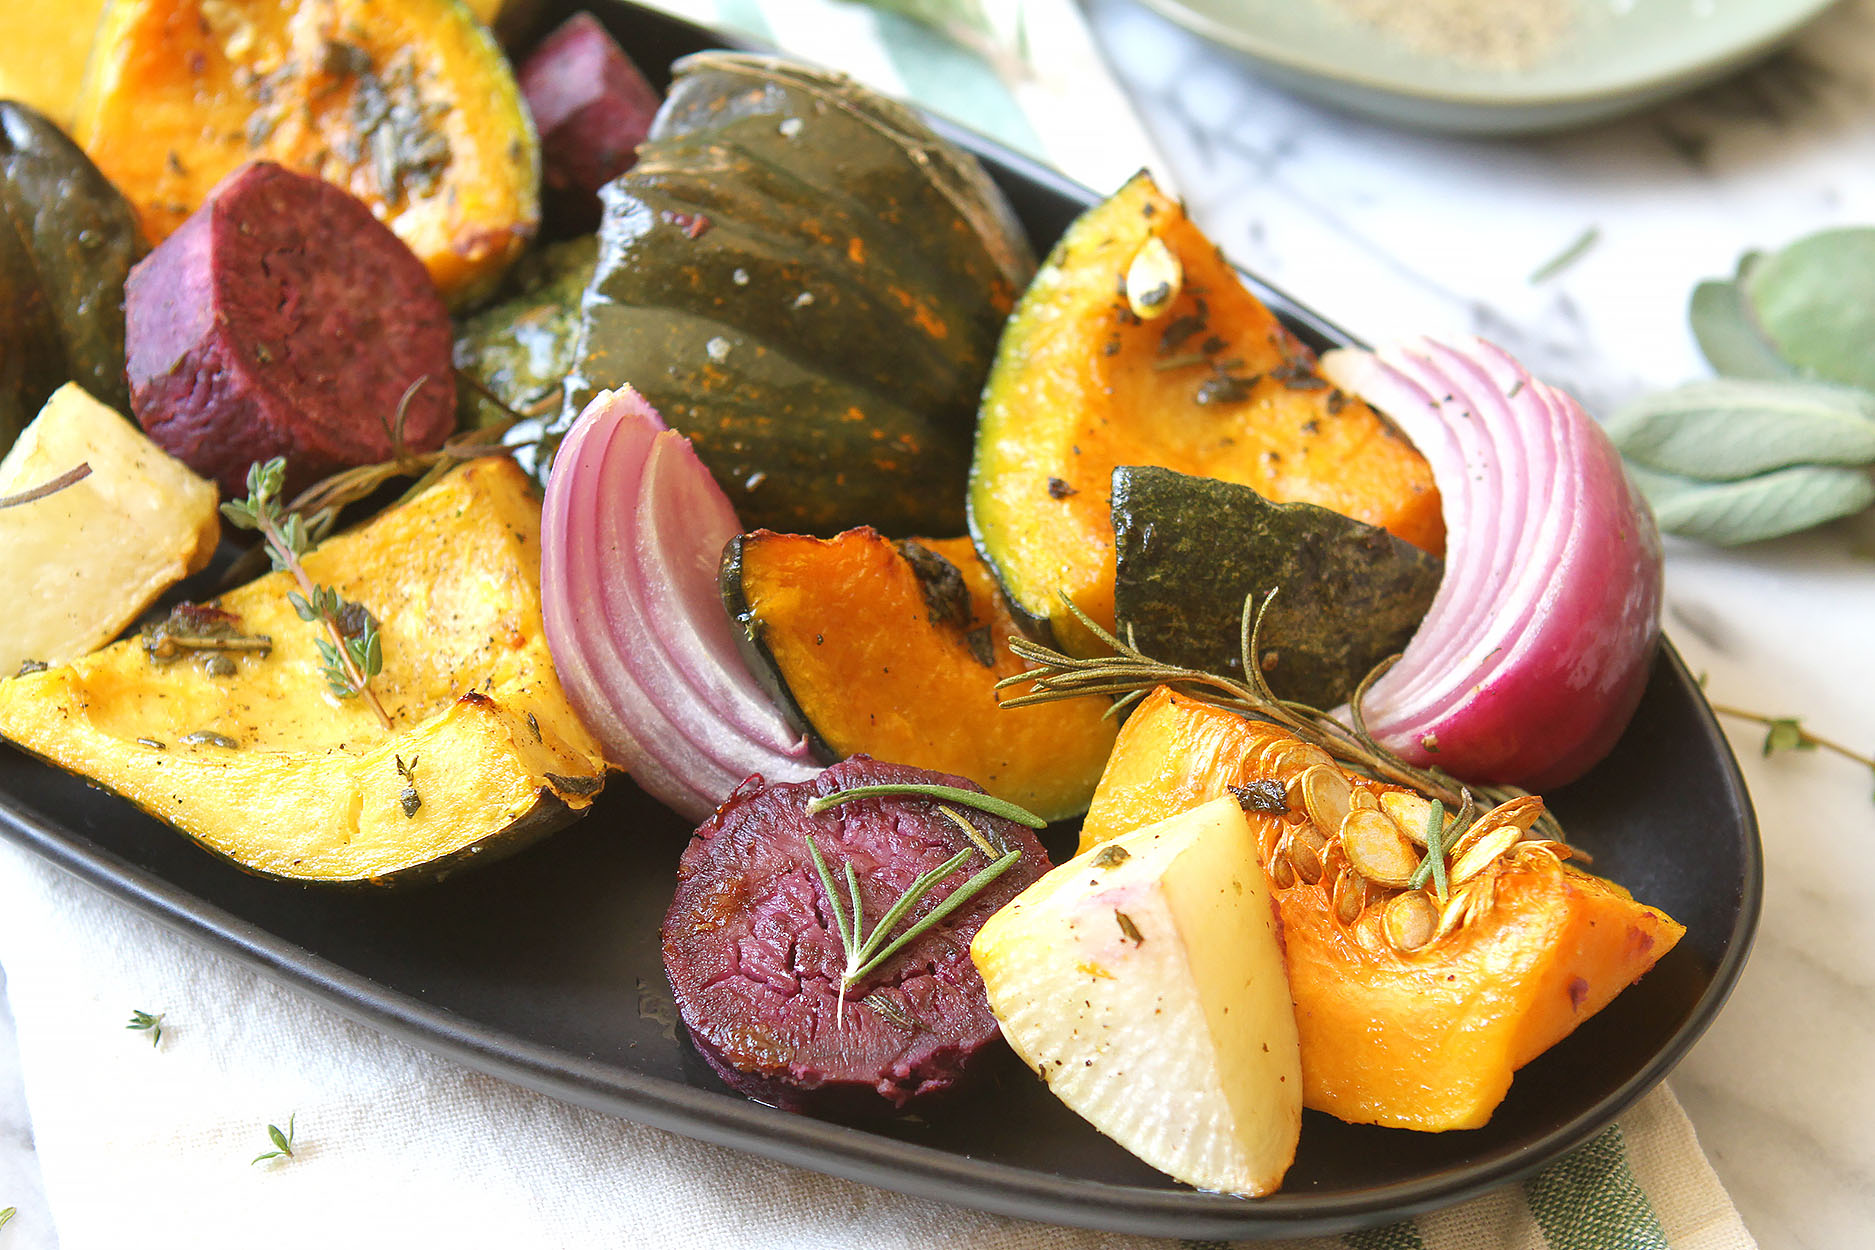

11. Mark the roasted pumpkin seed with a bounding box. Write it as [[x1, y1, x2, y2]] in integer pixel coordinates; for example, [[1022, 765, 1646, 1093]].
[[1341, 807, 1420, 887], [1384, 890, 1438, 953], [1298, 763, 1353, 836], [1333, 868, 1369, 926], [1451, 825, 1522, 885], [1348, 787, 1380, 813], [1380, 790, 1439, 846], [1255, 736, 1335, 779], [1289, 824, 1327, 884], [1268, 848, 1297, 890], [1125, 234, 1182, 320]]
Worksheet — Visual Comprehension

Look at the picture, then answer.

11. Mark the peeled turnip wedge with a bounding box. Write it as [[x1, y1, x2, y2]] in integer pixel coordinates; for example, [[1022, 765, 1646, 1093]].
[[540, 387, 816, 820], [970, 796, 1301, 1196], [1320, 338, 1663, 790]]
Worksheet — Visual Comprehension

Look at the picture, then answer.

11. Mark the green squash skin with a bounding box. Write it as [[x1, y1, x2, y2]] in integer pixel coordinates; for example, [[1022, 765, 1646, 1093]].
[[716, 533, 839, 765], [632, 135, 1009, 345], [0, 194, 62, 453], [0, 102, 143, 430], [1110, 465, 1443, 709], [543, 52, 1031, 536], [580, 291, 971, 535], [617, 158, 984, 413], [652, 54, 1032, 296], [453, 233, 598, 429]]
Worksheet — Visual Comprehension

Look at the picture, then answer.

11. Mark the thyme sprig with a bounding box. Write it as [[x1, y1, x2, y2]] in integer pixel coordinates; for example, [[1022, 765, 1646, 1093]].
[[222, 459, 392, 731], [805, 820, 1022, 1026], [998, 591, 1567, 844], [1711, 703, 1875, 799], [126, 1009, 165, 1047], [251, 1113, 297, 1166]]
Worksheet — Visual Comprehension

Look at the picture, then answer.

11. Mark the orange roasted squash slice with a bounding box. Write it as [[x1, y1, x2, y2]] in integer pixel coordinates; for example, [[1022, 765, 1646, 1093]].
[[720, 528, 1118, 821], [967, 171, 1442, 655], [1079, 687, 1684, 1131], [73, 0, 538, 304]]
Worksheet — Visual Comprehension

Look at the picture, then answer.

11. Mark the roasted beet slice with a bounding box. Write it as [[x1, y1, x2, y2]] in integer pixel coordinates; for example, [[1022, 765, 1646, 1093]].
[[520, 12, 662, 232], [662, 757, 1051, 1115], [124, 161, 455, 496]]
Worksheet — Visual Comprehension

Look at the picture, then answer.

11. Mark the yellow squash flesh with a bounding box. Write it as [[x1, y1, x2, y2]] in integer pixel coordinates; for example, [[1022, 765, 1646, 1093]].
[[74, 0, 538, 304], [0, 457, 605, 884]]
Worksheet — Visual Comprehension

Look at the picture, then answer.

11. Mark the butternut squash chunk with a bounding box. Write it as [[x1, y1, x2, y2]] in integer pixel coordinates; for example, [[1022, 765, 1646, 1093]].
[[1079, 687, 1684, 1131]]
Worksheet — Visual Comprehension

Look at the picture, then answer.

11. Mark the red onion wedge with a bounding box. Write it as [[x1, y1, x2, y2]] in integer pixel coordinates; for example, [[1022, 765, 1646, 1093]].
[[541, 387, 817, 820], [1319, 338, 1662, 790]]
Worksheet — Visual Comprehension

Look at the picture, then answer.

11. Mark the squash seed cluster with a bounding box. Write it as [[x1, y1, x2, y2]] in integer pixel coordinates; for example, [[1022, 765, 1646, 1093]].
[[1244, 736, 1570, 955]]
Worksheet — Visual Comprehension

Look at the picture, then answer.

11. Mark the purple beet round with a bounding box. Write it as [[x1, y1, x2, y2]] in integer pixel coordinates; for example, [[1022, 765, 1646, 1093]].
[[125, 161, 455, 496], [520, 12, 662, 232], [662, 757, 1051, 1116]]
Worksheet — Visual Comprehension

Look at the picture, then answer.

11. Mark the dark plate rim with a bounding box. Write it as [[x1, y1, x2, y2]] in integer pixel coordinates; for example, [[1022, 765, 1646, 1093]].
[[0, 3, 1763, 1237]]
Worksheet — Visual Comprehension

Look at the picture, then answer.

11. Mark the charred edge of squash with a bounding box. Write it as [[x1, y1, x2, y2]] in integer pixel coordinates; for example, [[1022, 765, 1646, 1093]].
[[717, 533, 838, 764]]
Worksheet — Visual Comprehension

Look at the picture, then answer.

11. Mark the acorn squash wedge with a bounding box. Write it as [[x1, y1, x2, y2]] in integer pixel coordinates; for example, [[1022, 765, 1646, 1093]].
[[720, 528, 1116, 821], [968, 171, 1443, 655], [72, 0, 538, 305], [1079, 687, 1684, 1131], [543, 52, 1033, 535], [0, 457, 606, 885]]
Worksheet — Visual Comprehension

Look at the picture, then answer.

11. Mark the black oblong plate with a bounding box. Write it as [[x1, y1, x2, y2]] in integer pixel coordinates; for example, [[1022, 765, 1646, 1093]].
[[0, 1, 1759, 1239]]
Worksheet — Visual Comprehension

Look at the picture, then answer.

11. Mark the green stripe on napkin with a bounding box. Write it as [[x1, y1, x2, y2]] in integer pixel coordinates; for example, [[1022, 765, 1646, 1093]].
[[1523, 1125, 1671, 1250], [1347, 1219, 1430, 1249]]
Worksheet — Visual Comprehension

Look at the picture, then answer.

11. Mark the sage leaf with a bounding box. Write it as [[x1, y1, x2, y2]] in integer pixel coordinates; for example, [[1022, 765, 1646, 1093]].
[[1630, 462, 1875, 545], [1743, 227, 1875, 390], [1606, 378, 1875, 479], [1689, 277, 1793, 381]]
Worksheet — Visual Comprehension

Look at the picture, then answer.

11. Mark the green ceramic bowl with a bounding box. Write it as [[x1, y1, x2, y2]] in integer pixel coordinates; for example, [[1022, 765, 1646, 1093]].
[[1136, 0, 1842, 134]]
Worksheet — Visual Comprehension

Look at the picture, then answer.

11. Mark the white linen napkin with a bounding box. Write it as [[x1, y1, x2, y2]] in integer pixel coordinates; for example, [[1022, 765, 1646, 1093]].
[[0, 1, 1767, 1246]]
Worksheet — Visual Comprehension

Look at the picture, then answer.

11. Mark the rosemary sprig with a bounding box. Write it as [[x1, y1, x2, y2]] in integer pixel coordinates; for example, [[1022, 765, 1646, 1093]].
[[0, 462, 89, 510], [804, 782, 1047, 829], [251, 1113, 298, 1166], [126, 1008, 165, 1048], [805, 831, 1021, 1026], [1407, 800, 1450, 902], [222, 459, 392, 731], [999, 591, 1567, 843]]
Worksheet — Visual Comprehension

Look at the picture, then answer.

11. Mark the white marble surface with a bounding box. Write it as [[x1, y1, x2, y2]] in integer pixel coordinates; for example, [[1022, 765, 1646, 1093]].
[[3, 3, 1874, 1247], [1082, 1, 1875, 1247]]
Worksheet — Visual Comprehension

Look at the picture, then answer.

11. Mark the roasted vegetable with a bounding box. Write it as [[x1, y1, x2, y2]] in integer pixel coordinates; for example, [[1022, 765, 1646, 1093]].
[[0, 0, 103, 126], [544, 52, 1033, 533], [519, 12, 661, 233], [0, 458, 606, 885], [453, 233, 596, 428], [973, 797, 1301, 1196], [0, 384, 218, 675], [125, 162, 456, 497], [73, 0, 539, 304], [968, 171, 1443, 655], [1078, 688, 1684, 1131], [664, 757, 1051, 1115], [1111, 465, 1442, 707], [0, 100, 142, 447], [721, 529, 1118, 821]]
